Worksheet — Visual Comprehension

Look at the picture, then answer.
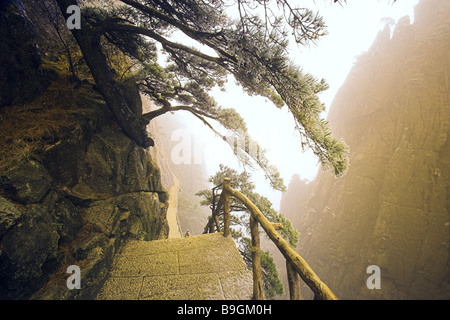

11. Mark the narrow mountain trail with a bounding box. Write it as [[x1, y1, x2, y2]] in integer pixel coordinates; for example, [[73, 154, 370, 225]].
[[167, 173, 182, 238], [96, 233, 253, 300]]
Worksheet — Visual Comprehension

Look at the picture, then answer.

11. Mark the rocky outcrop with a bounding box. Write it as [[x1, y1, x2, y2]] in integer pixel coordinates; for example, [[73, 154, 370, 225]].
[[281, 0, 450, 299], [0, 76, 168, 299]]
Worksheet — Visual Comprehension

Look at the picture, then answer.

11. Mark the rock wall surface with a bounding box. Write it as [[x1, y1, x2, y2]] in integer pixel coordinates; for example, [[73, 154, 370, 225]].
[[0, 74, 168, 299], [281, 0, 450, 300], [0, 0, 48, 108]]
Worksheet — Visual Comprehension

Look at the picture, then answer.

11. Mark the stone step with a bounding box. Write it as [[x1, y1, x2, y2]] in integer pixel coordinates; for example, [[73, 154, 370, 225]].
[[96, 233, 253, 300]]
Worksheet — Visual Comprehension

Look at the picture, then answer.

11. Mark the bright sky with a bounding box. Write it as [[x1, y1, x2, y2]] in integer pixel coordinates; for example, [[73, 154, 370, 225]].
[[168, 0, 420, 210]]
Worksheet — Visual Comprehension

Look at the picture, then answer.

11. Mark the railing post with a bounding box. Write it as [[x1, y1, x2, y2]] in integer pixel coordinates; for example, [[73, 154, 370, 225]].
[[286, 260, 301, 300], [223, 178, 231, 238], [226, 186, 338, 300], [250, 214, 265, 300], [204, 180, 337, 300]]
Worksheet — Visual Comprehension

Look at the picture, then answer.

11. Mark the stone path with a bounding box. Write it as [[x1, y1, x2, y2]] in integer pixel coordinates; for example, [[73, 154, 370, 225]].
[[96, 233, 253, 300]]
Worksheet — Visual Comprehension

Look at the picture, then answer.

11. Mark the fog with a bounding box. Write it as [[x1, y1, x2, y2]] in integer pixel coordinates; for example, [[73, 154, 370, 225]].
[[168, 0, 419, 210]]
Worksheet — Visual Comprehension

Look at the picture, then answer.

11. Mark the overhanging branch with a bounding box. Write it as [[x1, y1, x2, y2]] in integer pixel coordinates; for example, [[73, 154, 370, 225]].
[[97, 22, 224, 65], [119, 0, 237, 63]]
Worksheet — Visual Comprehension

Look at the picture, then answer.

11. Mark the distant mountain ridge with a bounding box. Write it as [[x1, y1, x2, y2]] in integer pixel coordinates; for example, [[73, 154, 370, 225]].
[[281, 0, 450, 299]]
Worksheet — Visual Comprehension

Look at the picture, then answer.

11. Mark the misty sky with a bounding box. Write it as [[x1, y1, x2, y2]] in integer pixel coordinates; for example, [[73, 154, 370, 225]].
[[167, 0, 420, 210]]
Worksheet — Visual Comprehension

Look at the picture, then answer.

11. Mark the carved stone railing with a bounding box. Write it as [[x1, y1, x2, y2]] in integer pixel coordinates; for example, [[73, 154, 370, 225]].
[[203, 178, 338, 300]]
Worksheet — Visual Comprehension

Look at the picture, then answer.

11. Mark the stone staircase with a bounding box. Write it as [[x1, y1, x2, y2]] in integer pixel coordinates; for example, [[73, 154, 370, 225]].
[[96, 233, 253, 300]]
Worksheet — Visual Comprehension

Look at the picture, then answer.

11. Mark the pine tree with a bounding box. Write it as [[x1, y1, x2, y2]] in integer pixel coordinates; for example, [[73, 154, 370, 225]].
[[54, 0, 349, 188]]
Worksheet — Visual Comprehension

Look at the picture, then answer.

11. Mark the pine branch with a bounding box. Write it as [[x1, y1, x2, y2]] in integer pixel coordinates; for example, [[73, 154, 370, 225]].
[[97, 22, 224, 65]]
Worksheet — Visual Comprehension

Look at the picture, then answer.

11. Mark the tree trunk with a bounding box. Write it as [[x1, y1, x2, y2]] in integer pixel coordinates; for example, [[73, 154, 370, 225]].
[[55, 0, 153, 148], [223, 178, 231, 238]]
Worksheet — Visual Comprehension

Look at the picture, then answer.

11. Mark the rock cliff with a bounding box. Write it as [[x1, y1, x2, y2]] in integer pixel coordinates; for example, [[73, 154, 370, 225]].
[[0, 68, 168, 299], [281, 0, 450, 299]]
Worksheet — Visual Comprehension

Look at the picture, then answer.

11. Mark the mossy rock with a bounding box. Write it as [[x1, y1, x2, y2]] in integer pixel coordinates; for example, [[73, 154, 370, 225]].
[[0, 159, 52, 203]]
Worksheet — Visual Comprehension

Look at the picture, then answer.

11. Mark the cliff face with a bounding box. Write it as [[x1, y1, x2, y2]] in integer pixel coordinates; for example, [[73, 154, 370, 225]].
[[0, 0, 169, 299], [0, 71, 168, 299], [281, 0, 450, 299]]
